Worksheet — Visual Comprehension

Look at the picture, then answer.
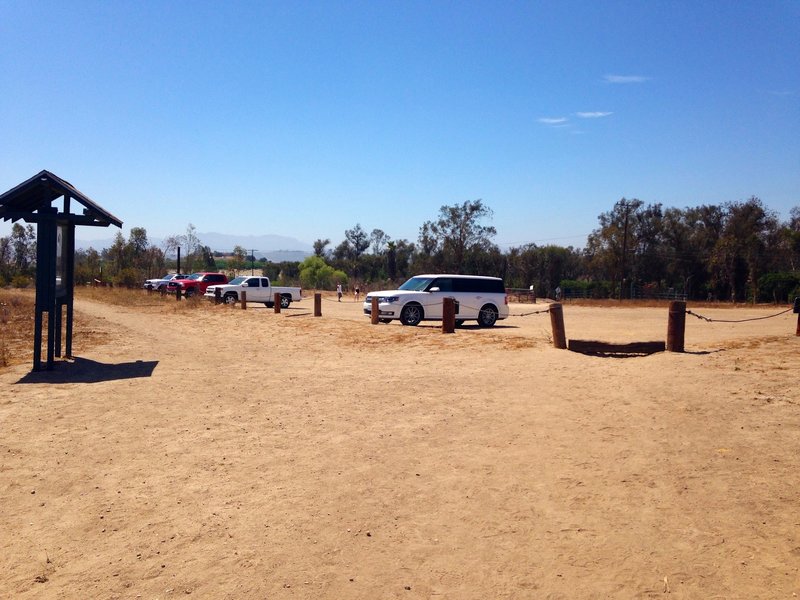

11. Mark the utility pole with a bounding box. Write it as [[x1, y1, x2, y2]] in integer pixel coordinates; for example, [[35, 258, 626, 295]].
[[251, 249, 258, 275]]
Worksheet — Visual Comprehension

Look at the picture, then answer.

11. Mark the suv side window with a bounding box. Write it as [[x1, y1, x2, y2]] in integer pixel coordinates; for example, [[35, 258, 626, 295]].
[[453, 278, 473, 293], [248, 278, 260, 287], [431, 278, 453, 292], [261, 278, 270, 287]]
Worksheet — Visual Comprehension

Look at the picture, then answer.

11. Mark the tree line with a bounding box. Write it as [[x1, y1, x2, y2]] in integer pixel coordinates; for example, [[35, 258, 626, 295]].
[[1, 197, 798, 302]]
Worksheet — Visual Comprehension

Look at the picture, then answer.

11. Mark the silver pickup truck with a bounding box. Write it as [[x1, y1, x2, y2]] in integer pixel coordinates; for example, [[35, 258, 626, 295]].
[[204, 276, 302, 308]]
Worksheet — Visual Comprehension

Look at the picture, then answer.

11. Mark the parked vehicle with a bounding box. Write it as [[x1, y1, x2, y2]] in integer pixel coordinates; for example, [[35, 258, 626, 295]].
[[204, 276, 302, 308], [167, 272, 228, 297], [143, 273, 189, 291], [364, 274, 509, 327]]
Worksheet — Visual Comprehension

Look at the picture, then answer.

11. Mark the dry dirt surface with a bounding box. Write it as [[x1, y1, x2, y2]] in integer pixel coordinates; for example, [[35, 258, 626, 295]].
[[1, 291, 799, 599]]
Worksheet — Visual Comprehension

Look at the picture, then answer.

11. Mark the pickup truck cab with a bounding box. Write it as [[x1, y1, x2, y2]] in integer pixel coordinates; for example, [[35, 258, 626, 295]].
[[204, 276, 302, 308], [167, 272, 228, 297]]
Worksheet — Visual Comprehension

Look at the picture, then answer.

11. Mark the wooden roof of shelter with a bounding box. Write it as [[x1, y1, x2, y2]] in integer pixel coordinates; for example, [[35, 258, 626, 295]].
[[0, 169, 122, 228]]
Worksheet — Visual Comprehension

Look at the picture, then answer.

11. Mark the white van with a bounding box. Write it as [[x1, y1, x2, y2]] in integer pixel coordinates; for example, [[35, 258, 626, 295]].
[[363, 274, 509, 327]]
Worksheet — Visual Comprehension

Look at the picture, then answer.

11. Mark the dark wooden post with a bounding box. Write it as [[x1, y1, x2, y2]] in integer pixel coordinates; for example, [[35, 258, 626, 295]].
[[314, 293, 322, 317], [274, 293, 281, 313], [442, 297, 455, 333], [214, 288, 221, 305], [795, 297, 800, 336], [667, 301, 686, 352], [371, 297, 379, 324], [549, 302, 567, 349], [176, 287, 181, 301], [241, 290, 247, 310]]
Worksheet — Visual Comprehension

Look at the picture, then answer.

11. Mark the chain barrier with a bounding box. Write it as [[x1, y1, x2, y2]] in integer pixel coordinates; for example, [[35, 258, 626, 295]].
[[509, 307, 551, 317], [685, 307, 793, 324]]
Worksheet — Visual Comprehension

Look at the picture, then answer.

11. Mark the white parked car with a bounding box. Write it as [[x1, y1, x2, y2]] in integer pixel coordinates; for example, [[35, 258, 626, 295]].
[[143, 273, 189, 291], [364, 274, 509, 327]]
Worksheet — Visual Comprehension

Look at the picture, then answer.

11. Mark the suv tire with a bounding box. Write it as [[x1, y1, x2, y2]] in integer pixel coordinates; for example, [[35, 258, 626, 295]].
[[477, 304, 498, 327], [400, 304, 423, 326]]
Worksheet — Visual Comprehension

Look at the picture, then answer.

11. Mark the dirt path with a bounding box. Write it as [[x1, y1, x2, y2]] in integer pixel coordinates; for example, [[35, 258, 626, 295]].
[[1, 296, 798, 598]]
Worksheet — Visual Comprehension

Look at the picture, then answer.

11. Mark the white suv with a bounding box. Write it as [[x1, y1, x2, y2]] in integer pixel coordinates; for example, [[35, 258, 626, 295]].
[[364, 274, 509, 327]]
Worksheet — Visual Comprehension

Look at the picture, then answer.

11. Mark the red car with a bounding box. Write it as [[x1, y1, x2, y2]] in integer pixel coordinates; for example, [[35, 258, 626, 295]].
[[166, 272, 228, 297]]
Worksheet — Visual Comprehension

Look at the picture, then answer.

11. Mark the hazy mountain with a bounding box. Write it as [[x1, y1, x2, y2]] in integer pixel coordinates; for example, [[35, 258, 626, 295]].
[[75, 231, 313, 262]]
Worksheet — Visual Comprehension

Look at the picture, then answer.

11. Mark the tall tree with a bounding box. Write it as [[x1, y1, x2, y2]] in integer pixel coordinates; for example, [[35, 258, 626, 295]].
[[419, 199, 497, 273], [370, 228, 390, 255], [711, 197, 778, 301], [11, 223, 36, 273], [345, 224, 370, 259], [313, 238, 330, 257]]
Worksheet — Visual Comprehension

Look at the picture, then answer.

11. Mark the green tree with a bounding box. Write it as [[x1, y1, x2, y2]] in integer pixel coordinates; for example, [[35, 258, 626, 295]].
[[11, 223, 36, 274], [345, 224, 370, 259], [370, 228, 390, 255], [299, 255, 346, 290], [313, 238, 330, 257], [711, 197, 778, 302], [418, 200, 497, 273], [229, 245, 247, 273]]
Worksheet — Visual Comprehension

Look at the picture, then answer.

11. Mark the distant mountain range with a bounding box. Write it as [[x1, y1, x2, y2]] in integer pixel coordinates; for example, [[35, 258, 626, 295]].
[[75, 231, 313, 263]]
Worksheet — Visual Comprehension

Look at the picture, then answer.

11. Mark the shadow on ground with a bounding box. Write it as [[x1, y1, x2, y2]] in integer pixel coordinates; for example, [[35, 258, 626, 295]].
[[16, 357, 158, 384]]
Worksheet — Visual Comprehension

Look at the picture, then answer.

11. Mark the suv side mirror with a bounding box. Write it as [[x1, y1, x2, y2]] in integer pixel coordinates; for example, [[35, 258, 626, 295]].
[[242, 282, 249, 287], [429, 287, 440, 292]]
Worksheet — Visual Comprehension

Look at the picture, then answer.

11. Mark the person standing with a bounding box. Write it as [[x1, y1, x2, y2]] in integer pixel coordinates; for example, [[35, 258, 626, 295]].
[[354, 285, 360, 301], [336, 282, 343, 302]]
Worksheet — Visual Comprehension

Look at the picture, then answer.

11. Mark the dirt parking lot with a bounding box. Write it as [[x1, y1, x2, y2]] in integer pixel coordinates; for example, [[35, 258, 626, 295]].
[[1, 291, 798, 598]]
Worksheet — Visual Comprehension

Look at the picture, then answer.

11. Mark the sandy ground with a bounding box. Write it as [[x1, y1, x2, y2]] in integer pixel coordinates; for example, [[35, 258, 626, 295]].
[[1, 292, 799, 599]]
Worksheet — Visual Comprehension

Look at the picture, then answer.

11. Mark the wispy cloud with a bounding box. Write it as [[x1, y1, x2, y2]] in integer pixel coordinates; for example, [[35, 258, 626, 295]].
[[538, 117, 568, 125], [604, 74, 649, 84], [576, 111, 613, 118], [766, 89, 794, 97]]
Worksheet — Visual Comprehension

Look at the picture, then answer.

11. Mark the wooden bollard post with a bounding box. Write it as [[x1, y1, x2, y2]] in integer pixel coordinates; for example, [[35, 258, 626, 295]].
[[667, 301, 686, 352], [176, 287, 181, 301], [549, 302, 567, 349], [371, 297, 379, 325], [442, 297, 455, 333], [274, 293, 281, 314], [314, 293, 322, 317], [214, 288, 221, 305], [794, 297, 800, 336], [240, 290, 247, 310]]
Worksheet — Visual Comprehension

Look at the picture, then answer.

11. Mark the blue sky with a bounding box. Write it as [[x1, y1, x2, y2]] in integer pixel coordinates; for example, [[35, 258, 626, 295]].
[[1, 0, 798, 250]]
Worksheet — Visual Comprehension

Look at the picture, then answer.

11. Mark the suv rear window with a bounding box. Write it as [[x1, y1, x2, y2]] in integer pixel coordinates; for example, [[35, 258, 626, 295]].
[[453, 278, 505, 293]]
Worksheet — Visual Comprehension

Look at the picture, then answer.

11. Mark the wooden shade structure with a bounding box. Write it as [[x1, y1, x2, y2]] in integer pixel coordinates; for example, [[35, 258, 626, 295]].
[[0, 170, 123, 371]]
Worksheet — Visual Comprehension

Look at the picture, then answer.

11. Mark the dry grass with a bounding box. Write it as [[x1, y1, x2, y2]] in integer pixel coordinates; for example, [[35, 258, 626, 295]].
[[0, 289, 35, 368], [0, 287, 189, 370]]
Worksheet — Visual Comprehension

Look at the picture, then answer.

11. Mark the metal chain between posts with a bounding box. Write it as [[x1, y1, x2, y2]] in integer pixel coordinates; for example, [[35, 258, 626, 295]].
[[685, 307, 792, 323]]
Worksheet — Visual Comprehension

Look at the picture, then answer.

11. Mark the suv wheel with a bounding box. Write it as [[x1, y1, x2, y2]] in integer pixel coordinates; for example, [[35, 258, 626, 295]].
[[400, 304, 423, 326], [280, 295, 291, 309], [224, 293, 238, 305], [477, 304, 498, 327]]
